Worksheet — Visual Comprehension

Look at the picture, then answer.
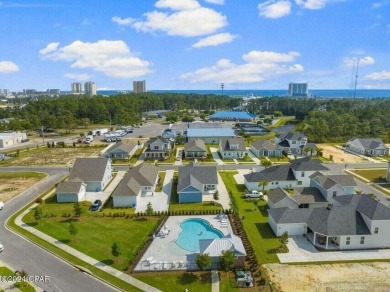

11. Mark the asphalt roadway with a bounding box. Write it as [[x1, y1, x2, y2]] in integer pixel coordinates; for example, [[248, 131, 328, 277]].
[[0, 168, 117, 292]]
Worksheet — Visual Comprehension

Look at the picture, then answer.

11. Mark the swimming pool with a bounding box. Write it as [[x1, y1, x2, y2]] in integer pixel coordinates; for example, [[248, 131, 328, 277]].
[[176, 218, 224, 252]]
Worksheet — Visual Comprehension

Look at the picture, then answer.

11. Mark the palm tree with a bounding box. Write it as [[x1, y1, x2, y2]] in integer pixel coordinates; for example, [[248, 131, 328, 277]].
[[261, 159, 272, 168], [258, 180, 269, 192], [303, 147, 311, 157]]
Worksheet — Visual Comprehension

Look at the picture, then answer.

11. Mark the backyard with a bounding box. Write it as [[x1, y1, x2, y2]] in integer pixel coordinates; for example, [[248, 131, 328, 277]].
[[219, 171, 280, 264], [0, 172, 46, 202], [22, 195, 159, 271]]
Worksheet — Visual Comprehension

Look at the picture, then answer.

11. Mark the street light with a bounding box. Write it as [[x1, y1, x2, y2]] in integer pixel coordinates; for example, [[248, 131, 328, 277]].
[[221, 83, 224, 96]]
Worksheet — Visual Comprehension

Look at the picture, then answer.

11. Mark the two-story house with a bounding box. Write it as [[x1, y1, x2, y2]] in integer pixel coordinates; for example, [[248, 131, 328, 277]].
[[219, 137, 247, 159], [144, 137, 173, 159], [111, 163, 159, 208], [177, 163, 218, 203], [274, 132, 308, 155], [310, 174, 357, 203]]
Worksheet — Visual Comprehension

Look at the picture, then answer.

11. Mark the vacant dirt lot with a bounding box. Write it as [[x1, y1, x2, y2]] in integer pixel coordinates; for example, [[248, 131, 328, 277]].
[[1, 146, 105, 166], [265, 262, 390, 292], [0, 176, 45, 202], [317, 144, 366, 163]]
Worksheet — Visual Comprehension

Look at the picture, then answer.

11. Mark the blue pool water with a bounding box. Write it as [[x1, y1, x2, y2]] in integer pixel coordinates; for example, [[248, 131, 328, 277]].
[[176, 218, 224, 252]]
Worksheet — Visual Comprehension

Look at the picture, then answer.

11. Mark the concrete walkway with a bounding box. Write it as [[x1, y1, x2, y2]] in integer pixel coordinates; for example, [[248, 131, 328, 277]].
[[203, 173, 231, 210], [246, 148, 260, 165], [279, 236, 390, 263], [174, 147, 183, 166], [211, 270, 219, 292], [15, 205, 162, 292], [210, 148, 223, 165]]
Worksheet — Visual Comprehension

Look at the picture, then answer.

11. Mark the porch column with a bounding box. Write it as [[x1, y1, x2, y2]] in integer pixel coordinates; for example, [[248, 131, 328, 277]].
[[325, 236, 329, 249]]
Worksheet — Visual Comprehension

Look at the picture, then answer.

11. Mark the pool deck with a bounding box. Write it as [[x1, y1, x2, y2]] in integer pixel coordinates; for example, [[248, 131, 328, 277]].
[[134, 215, 233, 272]]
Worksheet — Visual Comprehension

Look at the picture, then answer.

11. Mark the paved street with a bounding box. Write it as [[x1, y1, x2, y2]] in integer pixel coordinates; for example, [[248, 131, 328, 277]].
[[0, 172, 118, 292]]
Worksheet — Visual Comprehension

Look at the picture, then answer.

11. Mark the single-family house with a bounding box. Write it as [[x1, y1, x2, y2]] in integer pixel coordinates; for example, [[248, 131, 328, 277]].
[[199, 233, 247, 267], [346, 138, 389, 157], [267, 187, 328, 209], [111, 163, 159, 208], [250, 139, 282, 158], [310, 174, 357, 203], [244, 157, 328, 191], [184, 139, 207, 158], [187, 128, 236, 144], [56, 181, 87, 203], [177, 163, 218, 203], [219, 137, 247, 159], [105, 141, 139, 159], [144, 137, 173, 159], [68, 158, 112, 192], [268, 194, 390, 250], [274, 132, 308, 155]]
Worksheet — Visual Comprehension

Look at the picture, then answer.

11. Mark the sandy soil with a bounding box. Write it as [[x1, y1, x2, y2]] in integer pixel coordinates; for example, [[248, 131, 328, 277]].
[[265, 262, 390, 292], [0, 177, 42, 202], [317, 144, 366, 163]]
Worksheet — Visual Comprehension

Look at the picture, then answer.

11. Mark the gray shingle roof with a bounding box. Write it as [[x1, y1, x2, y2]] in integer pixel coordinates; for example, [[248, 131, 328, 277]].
[[244, 164, 296, 182], [268, 207, 312, 224], [314, 174, 357, 189], [56, 181, 84, 194], [184, 139, 207, 152], [220, 137, 246, 152], [290, 156, 328, 171], [278, 132, 307, 141], [112, 163, 159, 196], [348, 138, 387, 150], [251, 139, 279, 151], [69, 158, 110, 182], [147, 137, 171, 145], [107, 141, 138, 155], [178, 163, 218, 193], [292, 187, 327, 204], [355, 195, 390, 220], [267, 188, 290, 204]]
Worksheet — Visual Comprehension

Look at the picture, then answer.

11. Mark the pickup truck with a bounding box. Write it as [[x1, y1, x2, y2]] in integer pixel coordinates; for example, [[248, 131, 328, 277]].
[[244, 190, 263, 199]]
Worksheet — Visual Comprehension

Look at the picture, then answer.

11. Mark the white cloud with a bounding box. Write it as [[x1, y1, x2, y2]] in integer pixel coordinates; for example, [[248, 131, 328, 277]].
[[112, 16, 135, 26], [192, 33, 236, 48], [342, 56, 375, 68], [114, 0, 227, 37], [180, 50, 303, 84], [372, 1, 390, 9], [0, 61, 19, 73], [155, 0, 201, 10], [204, 0, 225, 4], [81, 18, 93, 26], [40, 40, 152, 79], [64, 73, 92, 81], [295, 0, 326, 9], [258, 1, 292, 19], [365, 71, 390, 80]]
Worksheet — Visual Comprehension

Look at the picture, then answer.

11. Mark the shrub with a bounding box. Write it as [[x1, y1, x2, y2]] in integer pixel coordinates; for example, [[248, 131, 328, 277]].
[[35, 198, 43, 204]]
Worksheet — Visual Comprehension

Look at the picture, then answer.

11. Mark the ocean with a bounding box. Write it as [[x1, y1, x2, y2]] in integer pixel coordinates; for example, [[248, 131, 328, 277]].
[[96, 89, 390, 99]]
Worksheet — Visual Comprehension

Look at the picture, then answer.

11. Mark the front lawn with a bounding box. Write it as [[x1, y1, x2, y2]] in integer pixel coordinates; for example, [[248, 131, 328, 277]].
[[129, 146, 145, 164], [351, 169, 387, 182], [267, 156, 289, 163], [219, 171, 280, 264], [134, 271, 212, 292], [23, 196, 159, 271]]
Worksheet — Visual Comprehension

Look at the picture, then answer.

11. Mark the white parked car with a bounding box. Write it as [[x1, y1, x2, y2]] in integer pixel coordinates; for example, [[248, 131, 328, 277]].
[[0, 242, 4, 252], [0, 201, 4, 210]]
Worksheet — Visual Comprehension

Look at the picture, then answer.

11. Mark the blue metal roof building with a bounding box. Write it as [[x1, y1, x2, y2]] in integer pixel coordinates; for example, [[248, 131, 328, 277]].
[[187, 128, 236, 144], [208, 111, 256, 122]]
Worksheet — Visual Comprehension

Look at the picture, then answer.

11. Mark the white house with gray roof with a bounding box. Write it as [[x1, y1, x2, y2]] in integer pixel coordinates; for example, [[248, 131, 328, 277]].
[[67, 158, 112, 192], [274, 132, 308, 154], [250, 139, 282, 158], [268, 194, 390, 250], [199, 233, 247, 267], [184, 139, 207, 158], [56, 181, 87, 203], [144, 137, 173, 159], [177, 163, 218, 203], [112, 163, 159, 208], [346, 138, 389, 156], [244, 156, 328, 191], [219, 137, 247, 159], [267, 187, 328, 209], [105, 141, 140, 159]]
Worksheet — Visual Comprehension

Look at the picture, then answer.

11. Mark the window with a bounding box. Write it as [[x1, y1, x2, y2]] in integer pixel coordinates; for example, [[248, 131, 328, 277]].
[[292, 140, 296, 144], [332, 191, 337, 197], [297, 181, 302, 185], [375, 227, 379, 234], [154, 145, 159, 150], [301, 172, 305, 177], [360, 236, 365, 244], [346, 237, 350, 245]]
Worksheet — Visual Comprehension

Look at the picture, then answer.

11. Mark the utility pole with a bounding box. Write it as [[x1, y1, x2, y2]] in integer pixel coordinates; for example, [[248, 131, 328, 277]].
[[221, 83, 224, 96], [41, 126, 45, 145], [353, 59, 359, 99]]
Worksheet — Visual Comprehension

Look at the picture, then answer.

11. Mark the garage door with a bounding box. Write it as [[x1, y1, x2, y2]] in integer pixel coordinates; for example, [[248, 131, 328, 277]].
[[179, 192, 202, 203]]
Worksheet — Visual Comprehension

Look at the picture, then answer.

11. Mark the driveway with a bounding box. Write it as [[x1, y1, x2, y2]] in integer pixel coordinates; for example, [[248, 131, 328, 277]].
[[136, 170, 174, 212], [246, 148, 260, 164], [278, 236, 390, 263], [234, 169, 252, 185], [85, 171, 126, 204], [210, 147, 223, 165]]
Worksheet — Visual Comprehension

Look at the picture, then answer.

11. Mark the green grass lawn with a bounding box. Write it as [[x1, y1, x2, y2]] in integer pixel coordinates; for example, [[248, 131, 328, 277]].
[[155, 171, 166, 192], [0, 172, 46, 179], [129, 146, 145, 164], [0, 267, 35, 292], [134, 271, 212, 292], [22, 195, 159, 271], [219, 171, 280, 264], [267, 156, 289, 163], [351, 169, 387, 182]]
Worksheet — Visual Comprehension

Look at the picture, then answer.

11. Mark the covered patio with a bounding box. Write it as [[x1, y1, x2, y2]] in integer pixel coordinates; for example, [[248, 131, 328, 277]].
[[306, 229, 340, 250]]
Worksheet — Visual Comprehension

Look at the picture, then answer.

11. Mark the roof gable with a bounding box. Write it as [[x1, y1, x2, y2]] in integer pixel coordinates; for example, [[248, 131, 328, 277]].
[[69, 158, 110, 182]]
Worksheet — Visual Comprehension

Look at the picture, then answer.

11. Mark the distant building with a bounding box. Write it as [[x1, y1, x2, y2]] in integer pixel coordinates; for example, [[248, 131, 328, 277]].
[[0, 132, 28, 148], [208, 111, 256, 122], [0, 89, 9, 97], [84, 81, 97, 96], [133, 80, 146, 93], [47, 89, 60, 96], [288, 83, 308, 97], [71, 82, 83, 94]]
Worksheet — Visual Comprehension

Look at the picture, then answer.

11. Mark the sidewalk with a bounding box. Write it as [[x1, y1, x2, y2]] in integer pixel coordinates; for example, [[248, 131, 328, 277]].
[[15, 207, 162, 292], [211, 270, 219, 292]]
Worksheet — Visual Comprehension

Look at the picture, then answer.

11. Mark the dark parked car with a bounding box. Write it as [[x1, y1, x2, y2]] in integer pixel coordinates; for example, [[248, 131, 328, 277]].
[[90, 200, 102, 211]]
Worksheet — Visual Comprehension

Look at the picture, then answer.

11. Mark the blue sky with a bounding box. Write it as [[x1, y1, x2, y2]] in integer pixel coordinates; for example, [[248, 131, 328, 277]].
[[0, 0, 390, 91]]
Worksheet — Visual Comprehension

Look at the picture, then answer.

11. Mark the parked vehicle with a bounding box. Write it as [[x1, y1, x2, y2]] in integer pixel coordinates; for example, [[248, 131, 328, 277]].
[[90, 200, 102, 211], [0, 201, 4, 210], [89, 128, 109, 136], [0, 242, 4, 252], [0, 153, 4, 161], [84, 135, 93, 144], [244, 190, 263, 199]]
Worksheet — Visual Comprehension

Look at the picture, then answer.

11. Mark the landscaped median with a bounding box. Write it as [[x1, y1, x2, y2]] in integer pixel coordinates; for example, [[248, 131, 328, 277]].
[[6, 181, 160, 292]]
